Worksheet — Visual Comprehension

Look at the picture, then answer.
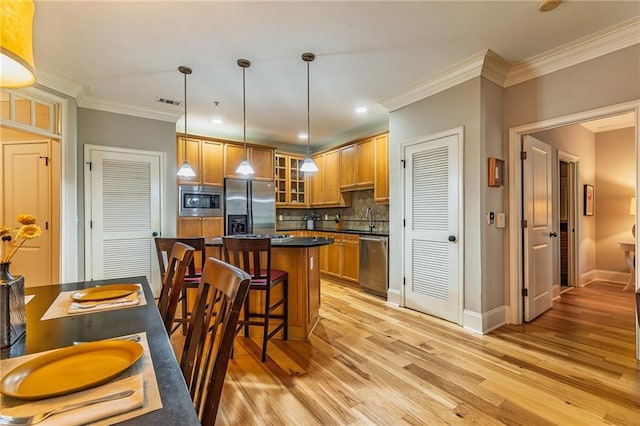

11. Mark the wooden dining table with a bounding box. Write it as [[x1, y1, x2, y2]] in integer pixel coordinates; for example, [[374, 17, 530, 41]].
[[0, 275, 199, 425]]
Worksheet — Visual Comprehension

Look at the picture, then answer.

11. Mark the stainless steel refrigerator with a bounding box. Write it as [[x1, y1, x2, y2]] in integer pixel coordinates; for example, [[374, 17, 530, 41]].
[[224, 179, 276, 235]]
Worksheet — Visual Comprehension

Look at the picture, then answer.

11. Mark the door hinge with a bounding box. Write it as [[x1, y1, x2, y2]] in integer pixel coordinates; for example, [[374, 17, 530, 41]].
[[521, 219, 528, 228], [86, 161, 92, 171], [403, 277, 406, 286], [45, 221, 49, 230], [39, 156, 49, 166], [401, 159, 406, 168], [521, 151, 527, 160], [521, 288, 528, 297], [403, 219, 406, 227], [90, 220, 93, 229]]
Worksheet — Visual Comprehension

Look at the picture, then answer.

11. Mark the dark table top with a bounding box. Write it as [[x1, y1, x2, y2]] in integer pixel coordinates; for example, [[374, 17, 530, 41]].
[[206, 236, 335, 247], [1, 276, 199, 425]]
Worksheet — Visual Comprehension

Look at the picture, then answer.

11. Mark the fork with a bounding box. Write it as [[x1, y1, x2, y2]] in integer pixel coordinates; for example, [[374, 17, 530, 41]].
[[72, 298, 133, 309], [0, 389, 134, 425]]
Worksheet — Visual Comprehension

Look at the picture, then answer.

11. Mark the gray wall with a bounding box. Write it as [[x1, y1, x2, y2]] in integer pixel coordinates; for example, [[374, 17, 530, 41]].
[[504, 45, 640, 129], [595, 127, 635, 273], [77, 108, 177, 277], [389, 77, 484, 315]]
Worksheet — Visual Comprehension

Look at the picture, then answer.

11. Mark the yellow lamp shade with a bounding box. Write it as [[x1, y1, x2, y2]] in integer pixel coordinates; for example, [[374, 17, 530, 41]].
[[0, 0, 36, 88]]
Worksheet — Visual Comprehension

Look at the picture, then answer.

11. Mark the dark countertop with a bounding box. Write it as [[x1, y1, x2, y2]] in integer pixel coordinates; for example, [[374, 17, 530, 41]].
[[4, 276, 200, 425], [206, 236, 335, 247], [278, 228, 389, 237]]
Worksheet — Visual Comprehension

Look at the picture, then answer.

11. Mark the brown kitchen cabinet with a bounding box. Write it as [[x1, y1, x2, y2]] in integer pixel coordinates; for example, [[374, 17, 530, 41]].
[[374, 133, 389, 203], [315, 231, 359, 283], [178, 217, 223, 238], [310, 150, 351, 207], [275, 153, 309, 207], [340, 138, 374, 191], [225, 143, 275, 181], [177, 136, 224, 186]]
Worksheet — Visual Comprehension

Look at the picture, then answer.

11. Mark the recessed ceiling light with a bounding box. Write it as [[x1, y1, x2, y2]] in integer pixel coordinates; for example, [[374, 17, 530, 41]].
[[355, 106, 368, 114], [538, 0, 561, 12], [211, 117, 223, 124], [298, 132, 308, 140]]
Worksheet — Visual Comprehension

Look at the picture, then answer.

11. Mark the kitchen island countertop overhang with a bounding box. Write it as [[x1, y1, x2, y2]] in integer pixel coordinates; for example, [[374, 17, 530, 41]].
[[205, 236, 334, 340]]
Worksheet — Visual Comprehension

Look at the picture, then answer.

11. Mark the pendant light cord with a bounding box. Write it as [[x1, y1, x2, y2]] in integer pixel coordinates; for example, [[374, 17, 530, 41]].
[[184, 70, 188, 151], [307, 59, 310, 157], [243, 65, 247, 152]]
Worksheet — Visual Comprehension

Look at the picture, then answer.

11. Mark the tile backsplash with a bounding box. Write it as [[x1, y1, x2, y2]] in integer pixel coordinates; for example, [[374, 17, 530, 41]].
[[277, 189, 389, 234]]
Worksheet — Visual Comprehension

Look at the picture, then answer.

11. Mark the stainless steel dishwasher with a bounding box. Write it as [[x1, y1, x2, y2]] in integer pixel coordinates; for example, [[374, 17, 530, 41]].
[[359, 236, 389, 297]]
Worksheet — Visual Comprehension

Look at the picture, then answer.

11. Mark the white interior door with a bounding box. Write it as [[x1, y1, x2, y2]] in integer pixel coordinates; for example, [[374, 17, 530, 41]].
[[2, 141, 51, 286], [404, 133, 461, 324], [523, 135, 554, 321], [85, 146, 162, 295]]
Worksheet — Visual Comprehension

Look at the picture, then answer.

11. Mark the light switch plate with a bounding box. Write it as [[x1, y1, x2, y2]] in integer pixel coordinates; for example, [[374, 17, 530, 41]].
[[496, 212, 506, 228]]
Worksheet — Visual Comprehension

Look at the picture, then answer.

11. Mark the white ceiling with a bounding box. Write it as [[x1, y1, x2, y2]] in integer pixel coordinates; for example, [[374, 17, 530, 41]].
[[32, 1, 639, 149]]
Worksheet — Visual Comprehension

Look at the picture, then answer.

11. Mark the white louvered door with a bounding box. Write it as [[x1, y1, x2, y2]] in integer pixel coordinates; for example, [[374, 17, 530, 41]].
[[404, 133, 461, 324], [85, 146, 162, 295]]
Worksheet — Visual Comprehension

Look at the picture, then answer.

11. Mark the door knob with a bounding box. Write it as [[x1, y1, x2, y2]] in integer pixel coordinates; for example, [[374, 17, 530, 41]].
[[448, 235, 457, 242], [549, 232, 558, 237], [152, 232, 159, 237]]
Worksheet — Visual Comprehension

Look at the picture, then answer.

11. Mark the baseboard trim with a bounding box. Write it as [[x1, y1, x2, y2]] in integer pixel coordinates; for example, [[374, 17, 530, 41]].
[[463, 306, 506, 334], [580, 269, 629, 286]]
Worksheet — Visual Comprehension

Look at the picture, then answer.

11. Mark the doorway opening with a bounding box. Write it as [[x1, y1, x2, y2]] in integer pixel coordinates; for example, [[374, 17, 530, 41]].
[[508, 100, 640, 359]]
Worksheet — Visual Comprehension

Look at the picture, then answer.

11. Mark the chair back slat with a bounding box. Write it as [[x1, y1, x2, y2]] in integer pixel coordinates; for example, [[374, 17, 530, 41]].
[[155, 237, 206, 277], [180, 257, 251, 425], [157, 242, 194, 334], [222, 237, 271, 280]]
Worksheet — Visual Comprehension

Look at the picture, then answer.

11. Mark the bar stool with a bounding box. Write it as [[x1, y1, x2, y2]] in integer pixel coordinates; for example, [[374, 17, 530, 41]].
[[222, 236, 288, 362], [155, 237, 206, 334], [157, 242, 195, 334]]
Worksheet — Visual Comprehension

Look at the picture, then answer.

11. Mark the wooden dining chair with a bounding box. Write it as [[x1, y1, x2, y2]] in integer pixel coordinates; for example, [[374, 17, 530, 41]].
[[154, 237, 206, 334], [222, 236, 288, 362], [157, 242, 195, 335], [180, 257, 251, 425]]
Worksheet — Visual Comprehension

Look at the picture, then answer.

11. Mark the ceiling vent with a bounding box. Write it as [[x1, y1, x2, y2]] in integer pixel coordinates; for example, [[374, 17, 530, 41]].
[[156, 97, 182, 106]]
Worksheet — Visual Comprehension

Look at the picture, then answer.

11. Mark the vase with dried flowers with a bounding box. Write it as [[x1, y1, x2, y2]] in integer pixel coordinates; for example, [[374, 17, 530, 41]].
[[0, 214, 42, 281], [0, 214, 39, 348]]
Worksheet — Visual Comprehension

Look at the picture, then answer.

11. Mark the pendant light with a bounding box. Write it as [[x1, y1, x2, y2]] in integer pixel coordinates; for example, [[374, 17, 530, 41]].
[[235, 59, 255, 175], [177, 66, 196, 178], [300, 52, 318, 173], [0, 0, 36, 88]]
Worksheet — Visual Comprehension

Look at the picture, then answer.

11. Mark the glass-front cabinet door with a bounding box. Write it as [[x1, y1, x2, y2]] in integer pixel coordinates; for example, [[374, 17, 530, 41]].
[[274, 153, 308, 207]]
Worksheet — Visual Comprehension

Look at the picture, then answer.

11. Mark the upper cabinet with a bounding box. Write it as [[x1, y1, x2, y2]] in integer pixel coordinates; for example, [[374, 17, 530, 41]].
[[310, 149, 351, 207], [177, 136, 224, 186], [225, 143, 275, 181], [275, 153, 309, 207], [373, 133, 389, 204], [340, 138, 374, 191]]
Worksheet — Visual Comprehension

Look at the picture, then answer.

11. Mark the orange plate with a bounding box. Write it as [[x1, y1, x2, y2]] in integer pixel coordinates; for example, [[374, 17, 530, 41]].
[[70, 284, 139, 302], [1, 340, 143, 400]]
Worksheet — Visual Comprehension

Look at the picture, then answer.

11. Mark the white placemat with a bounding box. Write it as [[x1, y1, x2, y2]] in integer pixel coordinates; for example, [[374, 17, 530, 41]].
[[40, 284, 147, 321], [0, 332, 163, 424]]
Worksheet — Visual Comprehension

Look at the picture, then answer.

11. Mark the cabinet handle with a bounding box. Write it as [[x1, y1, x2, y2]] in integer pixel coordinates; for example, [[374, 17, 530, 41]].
[[448, 235, 456, 242], [549, 232, 558, 237]]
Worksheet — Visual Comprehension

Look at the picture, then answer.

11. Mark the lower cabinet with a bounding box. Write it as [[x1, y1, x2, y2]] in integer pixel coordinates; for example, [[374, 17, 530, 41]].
[[177, 217, 224, 238], [315, 231, 359, 283]]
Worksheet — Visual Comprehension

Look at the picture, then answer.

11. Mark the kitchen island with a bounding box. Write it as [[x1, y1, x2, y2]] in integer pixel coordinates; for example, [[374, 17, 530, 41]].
[[206, 236, 334, 340]]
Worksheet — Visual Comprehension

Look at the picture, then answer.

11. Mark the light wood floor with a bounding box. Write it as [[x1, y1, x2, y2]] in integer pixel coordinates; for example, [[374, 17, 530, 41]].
[[178, 280, 639, 425]]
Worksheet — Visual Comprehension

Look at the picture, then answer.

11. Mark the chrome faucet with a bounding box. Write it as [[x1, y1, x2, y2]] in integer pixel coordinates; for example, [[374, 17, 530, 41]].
[[365, 207, 375, 232]]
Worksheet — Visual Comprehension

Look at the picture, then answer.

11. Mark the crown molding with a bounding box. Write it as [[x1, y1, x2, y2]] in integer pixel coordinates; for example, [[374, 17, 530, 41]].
[[316, 116, 389, 151], [378, 17, 639, 112], [35, 64, 85, 98], [76, 87, 181, 122], [377, 49, 509, 112], [35, 63, 181, 122], [505, 16, 640, 87]]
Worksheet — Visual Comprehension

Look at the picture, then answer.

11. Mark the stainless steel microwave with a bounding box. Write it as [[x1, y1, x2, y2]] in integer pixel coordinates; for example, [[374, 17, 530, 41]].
[[178, 185, 223, 217]]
